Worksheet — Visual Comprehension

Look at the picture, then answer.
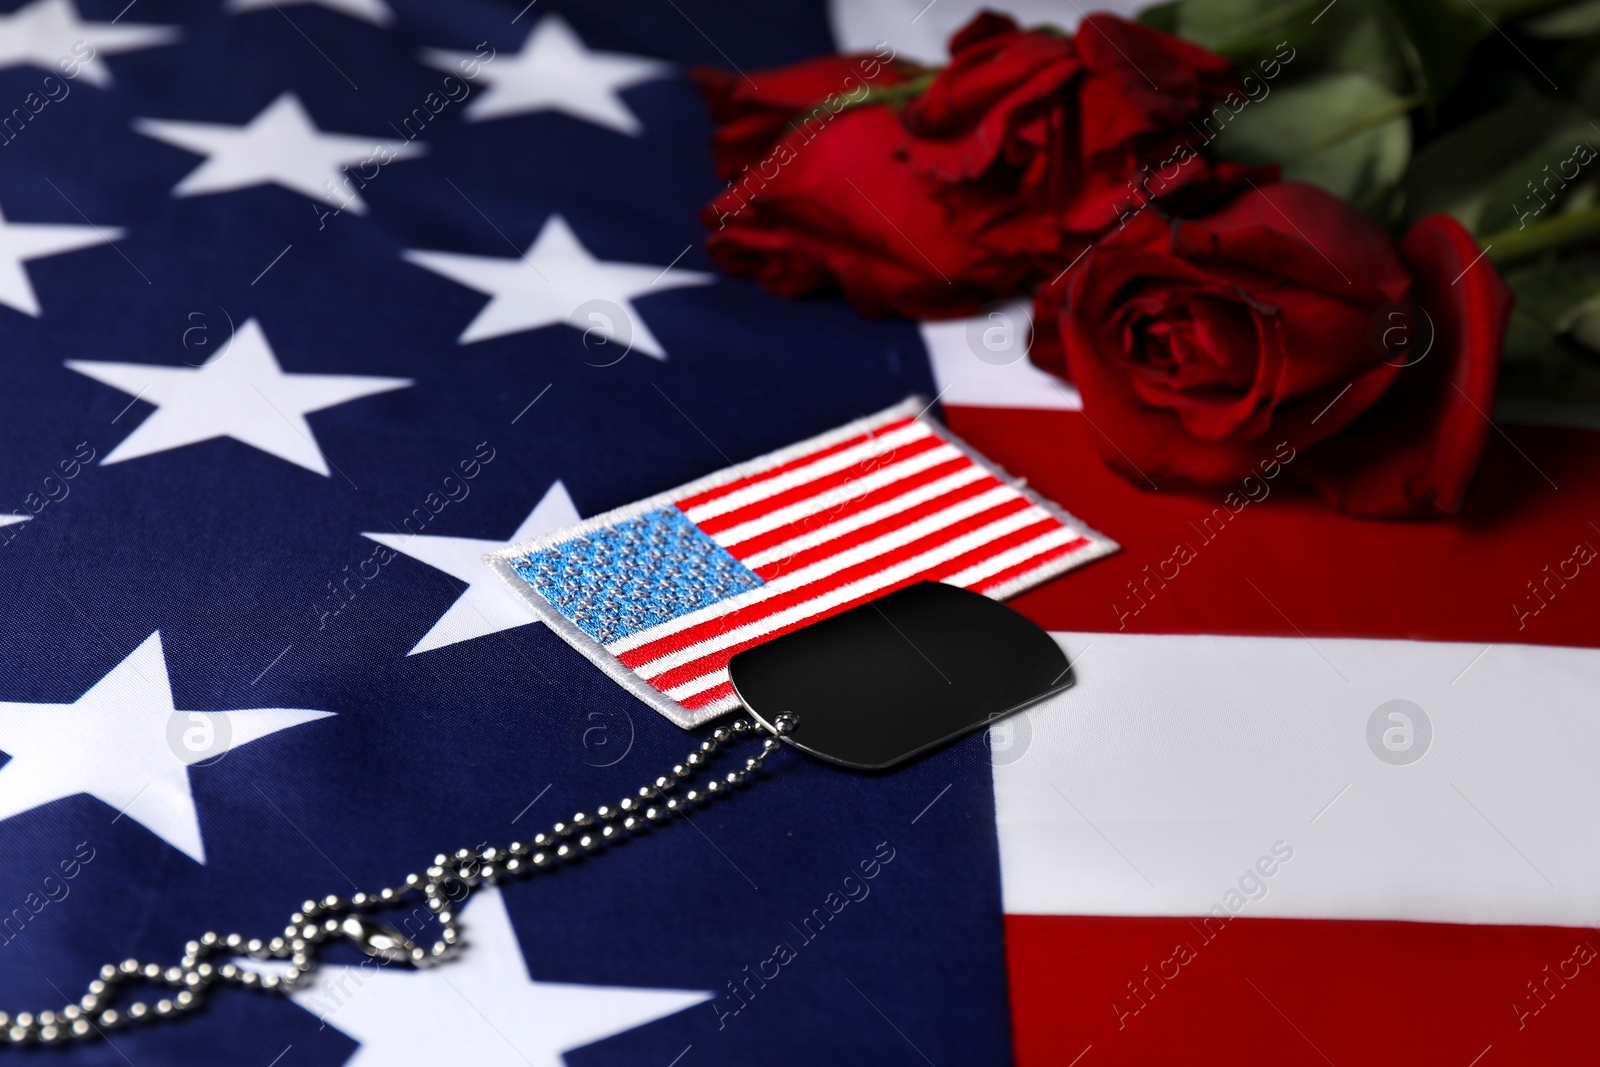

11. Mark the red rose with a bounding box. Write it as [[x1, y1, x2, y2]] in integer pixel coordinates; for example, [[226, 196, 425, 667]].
[[693, 13, 1264, 318], [1031, 182, 1511, 517], [701, 105, 1035, 318], [692, 51, 913, 180], [902, 12, 1257, 240]]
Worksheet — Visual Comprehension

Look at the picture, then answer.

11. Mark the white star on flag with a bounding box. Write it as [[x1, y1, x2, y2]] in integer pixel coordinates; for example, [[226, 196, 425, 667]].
[[403, 214, 711, 358], [364, 481, 580, 655], [67, 317, 411, 475], [226, 0, 393, 26], [0, 201, 124, 317], [134, 92, 426, 211], [0, 0, 179, 87], [0, 631, 333, 863], [420, 13, 669, 134], [251, 885, 708, 1067]]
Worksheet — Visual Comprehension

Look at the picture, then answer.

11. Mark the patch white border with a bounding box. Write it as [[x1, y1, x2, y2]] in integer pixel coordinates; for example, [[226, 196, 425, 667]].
[[484, 398, 1119, 729]]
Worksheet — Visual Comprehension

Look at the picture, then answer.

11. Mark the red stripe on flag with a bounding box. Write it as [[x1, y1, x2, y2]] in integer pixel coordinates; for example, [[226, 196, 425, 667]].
[[940, 407, 1600, 1067], [942, 407, 1600, 649], [1006, 913, 1599, 1066], [673, 416, 918, 514]]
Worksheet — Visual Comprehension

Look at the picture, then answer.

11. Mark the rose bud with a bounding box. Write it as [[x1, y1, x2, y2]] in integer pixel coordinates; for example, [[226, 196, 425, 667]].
[[1032, 181, 1511, 516]]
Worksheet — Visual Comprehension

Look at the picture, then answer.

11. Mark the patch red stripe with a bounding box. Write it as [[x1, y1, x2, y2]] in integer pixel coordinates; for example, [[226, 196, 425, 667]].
[[720, 454, 985, 561], [679, 679, 736, 711], [637, 516, 1065, 693], [619, 505, 1056, 671], [750, 488, 1030, 582], [673, 416, 918, 513], [971, 536, 1092, 595], [691, 433, 947, 536]]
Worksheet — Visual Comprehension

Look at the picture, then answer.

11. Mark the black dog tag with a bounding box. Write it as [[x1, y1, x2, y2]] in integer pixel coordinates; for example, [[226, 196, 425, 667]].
[[727, 581, 1072, 770]]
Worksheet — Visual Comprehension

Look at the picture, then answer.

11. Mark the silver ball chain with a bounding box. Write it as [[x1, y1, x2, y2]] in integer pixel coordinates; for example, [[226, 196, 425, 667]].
[[1, 713, 794, 1046]]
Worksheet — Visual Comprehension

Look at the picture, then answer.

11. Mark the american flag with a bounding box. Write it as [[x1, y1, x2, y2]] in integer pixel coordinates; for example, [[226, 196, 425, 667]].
[[488, 399, 1116, 726], [0, 2, 1077, 1063], [4, 0, 1600, 1064]]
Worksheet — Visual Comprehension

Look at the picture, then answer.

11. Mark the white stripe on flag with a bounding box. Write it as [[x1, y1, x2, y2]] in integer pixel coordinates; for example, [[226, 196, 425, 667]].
[[993, 632, 1600, 928], [682, 420, 931, 523]]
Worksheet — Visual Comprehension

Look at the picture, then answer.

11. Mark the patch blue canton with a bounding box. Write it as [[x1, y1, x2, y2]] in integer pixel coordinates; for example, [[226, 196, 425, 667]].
[[510, 507, 763, 645]]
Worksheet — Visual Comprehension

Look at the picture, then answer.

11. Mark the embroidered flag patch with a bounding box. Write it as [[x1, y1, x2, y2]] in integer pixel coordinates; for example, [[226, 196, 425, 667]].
[[484, 399, 1118, 728]]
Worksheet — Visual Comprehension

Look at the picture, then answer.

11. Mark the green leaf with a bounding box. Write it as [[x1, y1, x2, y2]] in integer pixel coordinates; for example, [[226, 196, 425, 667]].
[[1173, 0, 1486, 102], [1498, 258, 1600, 401], [1138, 1, 1182, 32], [1403, 97, 1599, 232], [1505, 259, 1600, 329], [1177, 0, 1409, 91], [1212, 71, 1412, 205], [1471, 0, 1600, 16], [1568, 303, 1600, 350], [1476, 139, 1600, 234], [1575, 49, 1600, 114], [1499, 314, 1600, 398], [1175, 0, 1324, 62], [1370, 0, 1491, 104], [1521, 0, 1600, 37], [1318, 5, 1413, 94], [1487, 201, 1600, 266], [1503, 307, 1559, 369]]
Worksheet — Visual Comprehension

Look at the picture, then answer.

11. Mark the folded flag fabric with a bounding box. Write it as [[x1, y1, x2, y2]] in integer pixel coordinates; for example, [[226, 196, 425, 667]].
[[487, 398, 1118, 727]]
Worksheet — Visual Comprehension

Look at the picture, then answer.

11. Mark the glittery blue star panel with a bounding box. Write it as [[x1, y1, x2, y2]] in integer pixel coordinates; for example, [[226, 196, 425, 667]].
[[509, 506, 763, 645]]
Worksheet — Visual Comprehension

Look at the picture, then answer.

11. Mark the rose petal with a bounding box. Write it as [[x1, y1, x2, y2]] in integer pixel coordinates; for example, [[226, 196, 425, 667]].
[[703, 107, 1034, 318], [1196, 183, 1411, 301], [694, 55, 911, 179], [1292, 216, 1511, 516]]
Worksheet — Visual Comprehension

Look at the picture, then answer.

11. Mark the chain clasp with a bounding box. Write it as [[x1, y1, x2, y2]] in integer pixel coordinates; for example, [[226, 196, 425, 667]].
[[339, 916, 419, 965]]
